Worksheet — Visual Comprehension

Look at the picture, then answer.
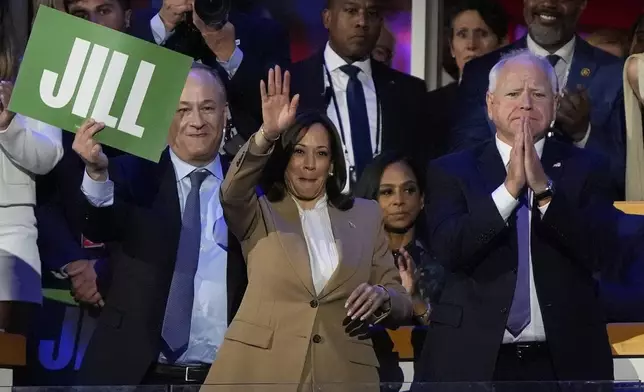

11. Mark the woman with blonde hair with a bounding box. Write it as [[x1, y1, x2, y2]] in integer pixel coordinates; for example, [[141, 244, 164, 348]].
[[624, 15, 644, 200], [0, 0, 63, 333]]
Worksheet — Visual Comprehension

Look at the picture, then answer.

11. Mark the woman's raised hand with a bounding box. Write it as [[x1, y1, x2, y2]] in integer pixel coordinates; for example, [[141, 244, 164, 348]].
[[260, 65, 300, 140]]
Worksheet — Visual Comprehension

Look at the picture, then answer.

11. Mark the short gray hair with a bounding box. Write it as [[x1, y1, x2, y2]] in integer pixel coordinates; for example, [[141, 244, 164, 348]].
[[188, 62, 227, 102], [488, 49, 558, 94]]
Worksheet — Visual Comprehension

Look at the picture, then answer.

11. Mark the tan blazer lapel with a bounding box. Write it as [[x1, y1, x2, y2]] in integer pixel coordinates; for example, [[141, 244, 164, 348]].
[[271, 197, 316, 296], [319, 206, 364, 299]]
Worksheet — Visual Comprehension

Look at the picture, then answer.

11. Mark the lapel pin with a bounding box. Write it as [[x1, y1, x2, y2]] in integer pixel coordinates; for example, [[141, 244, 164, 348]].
[[581, 68, 591, 77], [553, 162, 562, 168], [348, 221, 356, 228]]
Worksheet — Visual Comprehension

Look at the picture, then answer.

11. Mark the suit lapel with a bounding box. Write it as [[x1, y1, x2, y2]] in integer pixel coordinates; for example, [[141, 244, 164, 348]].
[[297, 51, 327, 112], [566, 37, 597, 91], [540, 139, 567, 185], [371, 60, 396, 149], [476, 141, 507, 194], [319, 206, 363, 299], [271, 197, 316, 296]]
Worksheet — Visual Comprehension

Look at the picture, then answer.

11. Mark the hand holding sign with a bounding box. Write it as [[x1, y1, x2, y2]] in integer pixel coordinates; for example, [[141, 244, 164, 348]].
[[0, 81, 16, 130], [72, 118, 108, 181]]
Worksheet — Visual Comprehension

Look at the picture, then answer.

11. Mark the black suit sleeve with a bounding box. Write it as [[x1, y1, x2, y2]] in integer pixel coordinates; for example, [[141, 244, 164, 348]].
[[425, 162, 508, 272], [202, 17, 290, 139]]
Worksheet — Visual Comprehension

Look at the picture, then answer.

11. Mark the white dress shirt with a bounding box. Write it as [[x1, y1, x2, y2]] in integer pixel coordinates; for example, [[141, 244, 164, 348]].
[[323, 43, 380, 192], [526, 35, 591, 148], [295, 195, 340, 294], [490, 135, 549, 343], [81, 150, 229, 365], [150, 13, 244, 78]]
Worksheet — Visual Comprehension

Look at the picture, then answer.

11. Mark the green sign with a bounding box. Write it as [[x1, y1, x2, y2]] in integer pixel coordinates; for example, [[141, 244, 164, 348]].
[[9, 6, 193, 162]]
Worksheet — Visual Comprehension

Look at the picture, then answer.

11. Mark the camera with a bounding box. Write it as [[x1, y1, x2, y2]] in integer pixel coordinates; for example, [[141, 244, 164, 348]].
[[192, 0, 231, 30]]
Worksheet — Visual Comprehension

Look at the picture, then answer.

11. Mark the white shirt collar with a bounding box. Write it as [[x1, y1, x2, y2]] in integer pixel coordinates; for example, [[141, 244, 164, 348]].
[[169, 148, 223, 183], [294, 194, 329, 213], [495, 134, 545, 167], [527, 34, 576, 66], [323, 42, 372, 77]]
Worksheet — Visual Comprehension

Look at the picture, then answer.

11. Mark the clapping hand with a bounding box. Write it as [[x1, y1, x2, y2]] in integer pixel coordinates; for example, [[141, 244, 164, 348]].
[[555, 85, 590, 142], [260, 65, 300, 140], [0, 81, 16, 130], [72, 118, 108, 181], [396, 247, 416, 295]]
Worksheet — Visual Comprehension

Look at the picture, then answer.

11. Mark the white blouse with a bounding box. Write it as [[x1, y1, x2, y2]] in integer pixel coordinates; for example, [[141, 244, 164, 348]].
[[295, 195, 340, 294]]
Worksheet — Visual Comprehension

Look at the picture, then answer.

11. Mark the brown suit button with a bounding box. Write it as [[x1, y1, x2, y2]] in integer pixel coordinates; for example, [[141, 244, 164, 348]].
[[312, 334, 322, 343], [310, 300, 318, 308]]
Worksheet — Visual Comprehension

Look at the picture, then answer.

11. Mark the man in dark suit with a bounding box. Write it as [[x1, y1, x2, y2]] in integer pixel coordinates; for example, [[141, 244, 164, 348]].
[[289, 0, 428, 187], [451, 0, 625, 199], [70, 63, 247, 385], [416, 50, 617, 385], [129, 0, 290, 149]]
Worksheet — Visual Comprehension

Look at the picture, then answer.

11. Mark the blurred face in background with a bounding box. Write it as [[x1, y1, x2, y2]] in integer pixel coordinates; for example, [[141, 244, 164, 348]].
[[66, 0, 130, 32], [524, 0, 586, 50], [451, 10, 502, 75], [487, 59, 557, 145], [378, 161, 423, 233], [632, 18, 644, 55], [323, 0, 383, 63], [372, 26, 395, 66], [169, 68, 226, 167], [285, 124, 334, 203]]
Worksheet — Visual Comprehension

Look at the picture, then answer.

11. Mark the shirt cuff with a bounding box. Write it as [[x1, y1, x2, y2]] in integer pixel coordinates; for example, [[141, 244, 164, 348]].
[[217, 46, 243, 78], [491, 183, 520, 222], [537, 201, 550, 218], [574, 124, 591, 148], [81, 170, 115, 207], [150, 13, 174, 45]]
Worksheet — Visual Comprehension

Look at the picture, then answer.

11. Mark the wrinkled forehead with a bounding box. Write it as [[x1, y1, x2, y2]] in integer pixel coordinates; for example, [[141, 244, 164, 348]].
[[496, 60, 551, 90]]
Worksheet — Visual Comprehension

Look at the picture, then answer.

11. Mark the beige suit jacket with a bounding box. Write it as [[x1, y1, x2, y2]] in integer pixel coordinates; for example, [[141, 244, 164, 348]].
[[203, 137, 412, 390], [625, 53, 644, 200]]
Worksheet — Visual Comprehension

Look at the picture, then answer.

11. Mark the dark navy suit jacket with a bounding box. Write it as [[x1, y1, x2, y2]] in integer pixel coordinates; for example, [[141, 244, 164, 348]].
[[451, 36, 626, 198]]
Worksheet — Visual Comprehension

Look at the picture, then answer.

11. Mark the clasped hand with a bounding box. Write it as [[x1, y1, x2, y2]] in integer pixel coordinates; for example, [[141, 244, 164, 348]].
[[504, 117, 549, 200]]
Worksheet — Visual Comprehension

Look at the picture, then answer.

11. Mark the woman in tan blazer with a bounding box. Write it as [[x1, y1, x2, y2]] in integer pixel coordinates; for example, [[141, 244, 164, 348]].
[[204, 66, 412, 390]]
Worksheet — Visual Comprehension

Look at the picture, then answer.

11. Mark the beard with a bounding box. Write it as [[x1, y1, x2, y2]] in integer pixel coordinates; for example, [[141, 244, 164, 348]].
[[528, 23, 565, 47]]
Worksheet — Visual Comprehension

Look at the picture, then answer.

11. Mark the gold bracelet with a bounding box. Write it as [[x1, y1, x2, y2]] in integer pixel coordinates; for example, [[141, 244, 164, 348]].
[[259, 126, 280, 143]]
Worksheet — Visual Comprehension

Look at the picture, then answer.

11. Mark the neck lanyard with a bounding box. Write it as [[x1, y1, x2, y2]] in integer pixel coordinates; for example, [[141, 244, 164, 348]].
[[323, 62, 382, 158]]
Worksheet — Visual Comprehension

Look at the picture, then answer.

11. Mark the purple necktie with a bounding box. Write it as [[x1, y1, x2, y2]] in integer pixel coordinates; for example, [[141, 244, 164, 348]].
[[507, 194, 531, 337], [161, 170, 209, 361]]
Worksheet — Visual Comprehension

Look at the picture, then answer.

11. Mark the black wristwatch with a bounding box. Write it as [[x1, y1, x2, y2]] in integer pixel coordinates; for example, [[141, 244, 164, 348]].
[[534, 178, 555, 201]]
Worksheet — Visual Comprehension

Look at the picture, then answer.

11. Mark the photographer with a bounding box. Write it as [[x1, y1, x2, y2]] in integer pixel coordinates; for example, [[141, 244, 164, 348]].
[[131, 0, 290, 154]]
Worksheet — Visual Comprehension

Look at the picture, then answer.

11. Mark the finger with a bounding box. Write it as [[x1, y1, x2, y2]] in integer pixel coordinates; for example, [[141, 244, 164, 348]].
[[90, 144, 103, 161], [67, 263, 87, 277], [399, 247, 415, 270], [361, 293, 385, 321], [88, 292, 102, 306], [345, 283, 367, 309], [557, 97, 576, 115], [267, 68, 275, 97], [97, 299, 106, 307], [88, 122, 105, 138], [556, 112, 576, 126], [74, 282, 97, 301], [397, 254, 407, 272], [274, 65, 282, 96], [71, 276, 85, 291], [289, 94, 300, 115], [283, 70, 291, 98], [348, 286, 375, 318], [260, 80, 267, 103]]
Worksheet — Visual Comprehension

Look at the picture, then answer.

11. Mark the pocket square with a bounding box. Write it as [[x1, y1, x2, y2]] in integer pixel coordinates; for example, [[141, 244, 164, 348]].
[[552, 162, 562, 168]]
